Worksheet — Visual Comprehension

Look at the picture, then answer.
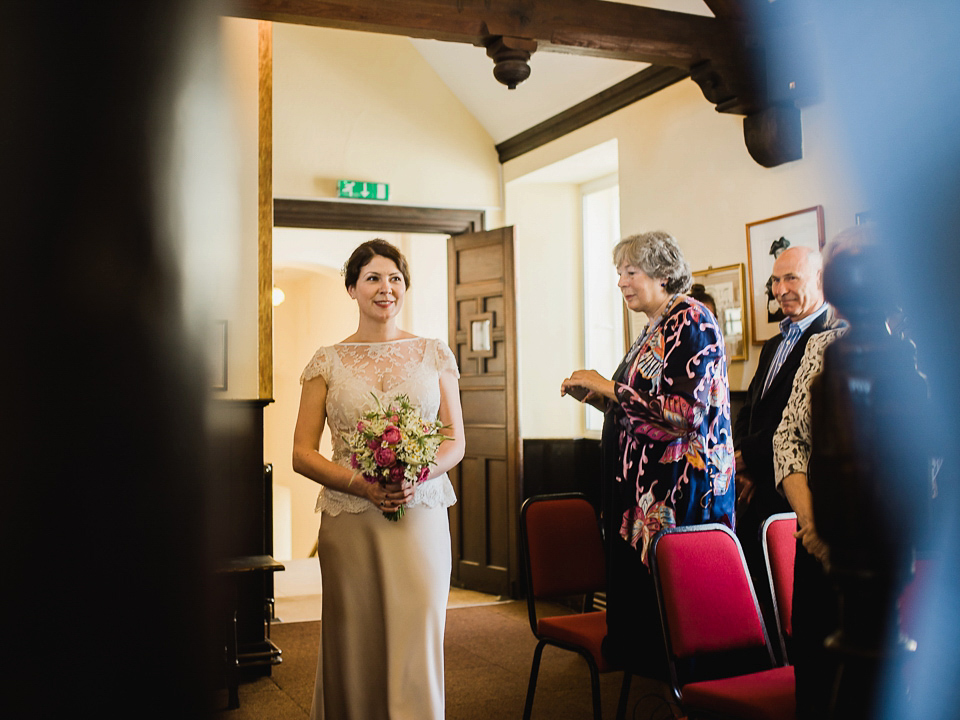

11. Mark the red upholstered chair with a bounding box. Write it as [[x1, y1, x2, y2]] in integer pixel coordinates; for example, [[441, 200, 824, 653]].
[[520, 493, 631, 720], [650, 524, 795, 720], [762, 512, 798, 665]]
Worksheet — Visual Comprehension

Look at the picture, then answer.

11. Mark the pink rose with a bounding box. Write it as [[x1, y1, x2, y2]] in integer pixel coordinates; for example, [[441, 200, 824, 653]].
[[389, 465, 405, 482], [367, 438, 380, 450], [356, 421, 365, 432], [350, 454, 359, 469], [417, 465, 430, 483], [382, 425, 401, 445], [374, 446, 396, 467], [391, 415, 399, 423]]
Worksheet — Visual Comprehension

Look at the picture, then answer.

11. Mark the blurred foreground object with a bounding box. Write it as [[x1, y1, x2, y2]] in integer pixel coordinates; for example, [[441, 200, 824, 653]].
[[809, 246, 930, 718]]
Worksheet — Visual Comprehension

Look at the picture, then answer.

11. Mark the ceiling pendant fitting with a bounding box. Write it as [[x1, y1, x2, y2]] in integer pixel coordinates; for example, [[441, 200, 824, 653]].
[[484, 35, 538, 90]]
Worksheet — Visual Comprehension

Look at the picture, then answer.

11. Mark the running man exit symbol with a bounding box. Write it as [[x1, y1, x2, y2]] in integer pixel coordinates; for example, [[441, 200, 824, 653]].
[[337, 180, 389, 201]]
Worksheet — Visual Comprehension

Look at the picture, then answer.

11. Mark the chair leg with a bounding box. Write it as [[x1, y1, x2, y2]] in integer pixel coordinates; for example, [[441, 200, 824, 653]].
[[587, 658, 603, 720], [226, 608, 240, 710], [523, 641, 547, 720], [615, 671, 632, 720]]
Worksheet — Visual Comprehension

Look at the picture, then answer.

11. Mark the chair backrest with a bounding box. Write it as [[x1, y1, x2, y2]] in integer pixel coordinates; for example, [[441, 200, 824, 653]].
[[651, 524, 774, 663], [520, 493, 606, 600], [762, 512, 798, 646]]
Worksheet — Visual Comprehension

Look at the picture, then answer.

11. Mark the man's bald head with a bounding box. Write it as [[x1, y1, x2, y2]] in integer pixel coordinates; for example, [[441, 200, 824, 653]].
[[771, 246, 824, 321]]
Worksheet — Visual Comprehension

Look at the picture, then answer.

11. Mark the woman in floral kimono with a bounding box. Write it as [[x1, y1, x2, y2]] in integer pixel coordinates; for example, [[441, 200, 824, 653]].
[[561, 230, 735, 678]]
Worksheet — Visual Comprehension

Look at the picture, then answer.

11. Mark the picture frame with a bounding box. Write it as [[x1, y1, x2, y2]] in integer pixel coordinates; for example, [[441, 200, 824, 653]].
[[210, 320, 228, 391], [465, 312, 495, 358], [745, 205, 825, 345], [692, 263, 748, 362]]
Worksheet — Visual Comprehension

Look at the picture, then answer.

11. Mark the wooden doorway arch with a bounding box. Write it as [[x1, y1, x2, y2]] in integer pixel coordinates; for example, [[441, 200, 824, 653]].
[[273, 198, 522, 598]]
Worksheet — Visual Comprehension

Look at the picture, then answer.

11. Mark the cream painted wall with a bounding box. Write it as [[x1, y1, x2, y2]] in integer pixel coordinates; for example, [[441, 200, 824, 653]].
[[272, 23, 502, 224], [505, 79, 866, 437], [213, 17, 260, 399], [505, 182, 584, 439]]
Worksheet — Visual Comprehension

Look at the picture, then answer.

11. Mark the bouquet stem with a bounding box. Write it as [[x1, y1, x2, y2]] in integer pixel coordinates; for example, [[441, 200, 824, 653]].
[[383, 505, 405, 522]]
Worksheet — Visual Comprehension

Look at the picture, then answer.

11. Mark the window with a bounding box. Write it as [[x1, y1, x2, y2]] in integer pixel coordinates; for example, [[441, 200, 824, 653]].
[[581, 175, 623, 434]]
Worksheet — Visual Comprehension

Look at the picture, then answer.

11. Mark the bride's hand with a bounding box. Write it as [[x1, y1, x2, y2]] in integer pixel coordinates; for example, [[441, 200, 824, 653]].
[[381, 480, 415, 509]]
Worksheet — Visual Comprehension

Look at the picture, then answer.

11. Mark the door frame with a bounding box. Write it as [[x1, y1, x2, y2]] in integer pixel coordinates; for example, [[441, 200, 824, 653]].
[[273, 198, 485, 235], [272, 199, 523, 594]]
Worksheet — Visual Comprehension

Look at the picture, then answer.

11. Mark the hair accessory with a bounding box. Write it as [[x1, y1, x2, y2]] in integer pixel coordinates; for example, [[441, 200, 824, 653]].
[[340, 262, 348, 277]]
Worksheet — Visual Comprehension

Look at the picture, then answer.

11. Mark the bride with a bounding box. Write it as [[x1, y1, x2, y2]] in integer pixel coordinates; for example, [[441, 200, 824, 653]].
[[293, 239, 465, 720]]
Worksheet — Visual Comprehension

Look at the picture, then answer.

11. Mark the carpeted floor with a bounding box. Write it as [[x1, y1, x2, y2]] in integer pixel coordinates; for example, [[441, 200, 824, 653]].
[[213, 600, 679, 720]]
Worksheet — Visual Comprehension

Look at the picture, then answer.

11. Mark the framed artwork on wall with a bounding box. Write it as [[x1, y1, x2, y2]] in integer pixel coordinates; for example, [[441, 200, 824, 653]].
[[692, 263, 748, 362], [745, 205, 825, 345]]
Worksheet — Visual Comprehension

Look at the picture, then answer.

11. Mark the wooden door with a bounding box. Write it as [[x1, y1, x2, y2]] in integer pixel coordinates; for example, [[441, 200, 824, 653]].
[[447, 227, 521, 598]]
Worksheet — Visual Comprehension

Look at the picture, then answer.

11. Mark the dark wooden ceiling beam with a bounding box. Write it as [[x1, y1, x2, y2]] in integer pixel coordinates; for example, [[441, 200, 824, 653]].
[[495, 65, 689, 163], [229, 0, 730, 68], [701, 0, 763, 21], [232, 0, 808, 168]]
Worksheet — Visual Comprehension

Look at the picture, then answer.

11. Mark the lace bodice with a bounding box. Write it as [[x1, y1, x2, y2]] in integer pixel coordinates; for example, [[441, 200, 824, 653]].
[[300, 337, 459, 515]]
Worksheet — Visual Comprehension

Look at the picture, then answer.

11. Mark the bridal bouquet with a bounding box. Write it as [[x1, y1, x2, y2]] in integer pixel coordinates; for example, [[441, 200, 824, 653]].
[[347, 393, 449, 521]]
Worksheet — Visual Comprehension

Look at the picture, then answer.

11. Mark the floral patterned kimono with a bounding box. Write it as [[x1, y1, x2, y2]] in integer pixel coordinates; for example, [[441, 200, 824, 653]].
[[601, 296, 735, 674]]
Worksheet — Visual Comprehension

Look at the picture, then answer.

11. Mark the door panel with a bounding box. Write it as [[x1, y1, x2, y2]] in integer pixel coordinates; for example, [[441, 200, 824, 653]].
[[460, 390, 507, 424], [448, 227, 520, 598]]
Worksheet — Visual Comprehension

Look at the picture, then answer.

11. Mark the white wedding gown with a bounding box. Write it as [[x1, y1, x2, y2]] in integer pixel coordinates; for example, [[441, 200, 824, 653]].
[[301, 337, 458, 720]]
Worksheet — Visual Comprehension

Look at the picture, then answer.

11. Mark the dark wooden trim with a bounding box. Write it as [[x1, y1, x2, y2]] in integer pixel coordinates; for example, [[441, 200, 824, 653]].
[[273, 198, 486, 235], [496, 65, 689, 163], [702, 0, 760, 20]]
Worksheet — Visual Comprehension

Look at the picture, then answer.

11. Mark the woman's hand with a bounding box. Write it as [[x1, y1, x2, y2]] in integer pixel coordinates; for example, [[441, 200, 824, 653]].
[[371, 480, 416, 511], [561, 369, 616, 405]]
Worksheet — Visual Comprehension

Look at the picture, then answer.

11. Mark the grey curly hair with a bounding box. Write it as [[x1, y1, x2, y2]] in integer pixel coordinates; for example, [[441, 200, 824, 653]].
[[612, 231, 692, 295]]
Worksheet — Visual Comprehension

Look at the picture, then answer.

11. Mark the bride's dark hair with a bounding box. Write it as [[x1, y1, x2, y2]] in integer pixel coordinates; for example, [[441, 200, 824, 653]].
[[343, 239, 411, 290]]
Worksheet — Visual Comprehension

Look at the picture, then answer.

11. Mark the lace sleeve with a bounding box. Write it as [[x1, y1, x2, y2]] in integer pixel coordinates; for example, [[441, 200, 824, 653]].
[[300, 346, 332, 384], [434, 340, 460, 378]]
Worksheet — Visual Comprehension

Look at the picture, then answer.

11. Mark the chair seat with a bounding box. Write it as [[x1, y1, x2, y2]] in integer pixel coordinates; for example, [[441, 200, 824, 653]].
[[682, 665, 795, 720], [538, 611, 612, 671]]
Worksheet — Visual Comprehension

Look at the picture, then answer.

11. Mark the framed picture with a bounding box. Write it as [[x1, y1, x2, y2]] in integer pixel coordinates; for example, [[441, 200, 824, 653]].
[[692, 263, 748, 362], [210, 320, 228, 391], [745, 205, 825, 345]]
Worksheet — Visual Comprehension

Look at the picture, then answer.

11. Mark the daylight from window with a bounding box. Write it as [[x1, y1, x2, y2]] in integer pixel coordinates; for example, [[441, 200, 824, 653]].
[[582, 177, 623, 434]]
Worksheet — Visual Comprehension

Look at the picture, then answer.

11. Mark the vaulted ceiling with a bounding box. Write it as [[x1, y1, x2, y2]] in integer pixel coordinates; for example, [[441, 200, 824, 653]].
[[229, 0, 816, 167]]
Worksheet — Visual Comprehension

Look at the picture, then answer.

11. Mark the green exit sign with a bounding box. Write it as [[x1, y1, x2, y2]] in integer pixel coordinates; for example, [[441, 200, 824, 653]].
[[338, 180, 389, 201]]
